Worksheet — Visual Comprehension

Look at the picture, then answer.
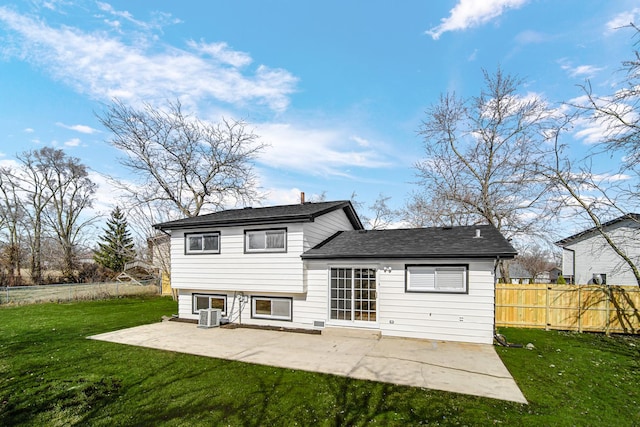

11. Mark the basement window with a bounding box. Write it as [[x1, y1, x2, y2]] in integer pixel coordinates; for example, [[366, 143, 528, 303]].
[[192, 294, 227, 315], [251, 296, 292, 321], [406, 265, 468, 294]]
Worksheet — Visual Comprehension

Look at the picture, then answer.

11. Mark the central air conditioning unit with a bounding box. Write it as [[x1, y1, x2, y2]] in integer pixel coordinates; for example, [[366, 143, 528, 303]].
[[198, 308, 221, 328]]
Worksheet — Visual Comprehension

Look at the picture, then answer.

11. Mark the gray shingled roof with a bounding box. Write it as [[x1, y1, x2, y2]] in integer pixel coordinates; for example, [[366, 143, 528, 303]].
[[301, 225, 517, 259], [555, 213, 640, 246], [153, 200, 363, 230]]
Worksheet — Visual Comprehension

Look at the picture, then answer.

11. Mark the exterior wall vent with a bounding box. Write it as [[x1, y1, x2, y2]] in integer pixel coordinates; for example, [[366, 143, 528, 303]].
[[313, 320, 325, 328]]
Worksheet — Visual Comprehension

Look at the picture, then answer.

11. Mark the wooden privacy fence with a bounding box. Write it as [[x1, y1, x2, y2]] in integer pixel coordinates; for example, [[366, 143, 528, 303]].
[[495, 284, 640, 334]]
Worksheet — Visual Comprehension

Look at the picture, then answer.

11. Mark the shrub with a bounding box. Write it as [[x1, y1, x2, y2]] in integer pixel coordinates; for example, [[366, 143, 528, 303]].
[[557, 275, 567, 284]]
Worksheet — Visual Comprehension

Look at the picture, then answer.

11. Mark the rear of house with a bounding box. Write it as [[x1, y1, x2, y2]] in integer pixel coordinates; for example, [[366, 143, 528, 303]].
[[154, 201, 516, 344]]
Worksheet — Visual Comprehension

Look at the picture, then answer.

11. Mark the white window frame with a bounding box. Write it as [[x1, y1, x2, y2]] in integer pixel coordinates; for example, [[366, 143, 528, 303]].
[[185, 232, 220, 255], [251, 296, 292, 321], [244, 228, 287, 253], [405, 264, 468, 294], [192, 293, 227, 315]]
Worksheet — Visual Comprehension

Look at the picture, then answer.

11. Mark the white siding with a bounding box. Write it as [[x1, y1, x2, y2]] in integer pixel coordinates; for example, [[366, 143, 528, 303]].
[[170, 223, 305, 294], [178, 257, 497, 344], [304, 258, 497, 345], [303, 208, 355, 250], [171, 208, 357, 322], [564, 220, 640, 285]]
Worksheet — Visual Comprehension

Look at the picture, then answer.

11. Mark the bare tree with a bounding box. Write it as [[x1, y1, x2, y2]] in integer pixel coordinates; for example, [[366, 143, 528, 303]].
[[572, 24, 640, 173], [412, 68, 560, 277], [37, 148, 97, 281], [14, 149, 55, 284], [367, 194, 399, 230], [514, 244, 556, 283], [539, 24, 640, 286], [541, 124, 640, 285], [403, 190, 478, 228], [98, 99, 265, 219], [0, 167, 25, 285]]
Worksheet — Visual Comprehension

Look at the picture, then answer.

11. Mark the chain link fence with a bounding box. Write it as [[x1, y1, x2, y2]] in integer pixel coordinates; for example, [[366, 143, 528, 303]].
[[0, 280, 160, 305]]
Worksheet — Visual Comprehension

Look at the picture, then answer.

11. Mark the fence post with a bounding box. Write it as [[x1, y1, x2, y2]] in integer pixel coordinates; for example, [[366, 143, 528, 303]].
[[545, 286, 550, 330], [578, 286, 582, 333], [605, 286, 611, 336]]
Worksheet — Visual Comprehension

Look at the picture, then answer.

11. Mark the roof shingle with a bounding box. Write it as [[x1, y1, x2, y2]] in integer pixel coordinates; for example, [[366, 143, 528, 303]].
[[153, 200, 363, 230], [301, 225, 517, 259]]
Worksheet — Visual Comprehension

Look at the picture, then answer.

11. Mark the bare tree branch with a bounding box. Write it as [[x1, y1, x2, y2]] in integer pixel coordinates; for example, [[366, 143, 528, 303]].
[[98, 99, 266, 219]]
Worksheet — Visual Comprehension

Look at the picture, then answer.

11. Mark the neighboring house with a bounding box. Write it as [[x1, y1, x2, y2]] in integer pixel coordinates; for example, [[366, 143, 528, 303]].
[[497, 262, 561, 284], [148, 234, 172, 295], [153, 200, 517, 344], [556, 213, 640, 285]]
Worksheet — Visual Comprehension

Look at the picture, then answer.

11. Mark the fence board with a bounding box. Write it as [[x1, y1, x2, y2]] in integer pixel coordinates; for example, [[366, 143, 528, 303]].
[[496, 283, 640, 334]]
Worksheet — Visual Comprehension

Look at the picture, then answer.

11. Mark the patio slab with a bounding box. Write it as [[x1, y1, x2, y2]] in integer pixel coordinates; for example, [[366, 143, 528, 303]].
[[89, 321, 527, 403]]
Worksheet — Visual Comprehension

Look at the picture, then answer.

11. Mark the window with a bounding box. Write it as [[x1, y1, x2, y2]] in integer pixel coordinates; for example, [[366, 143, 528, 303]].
[[406, 265, 468, 293], [251, 297, 292, 321], [330, 268, 377, 322], [192, 294, 227, 315], [185, 232, 220, 254], [245, 229, 286, 253]]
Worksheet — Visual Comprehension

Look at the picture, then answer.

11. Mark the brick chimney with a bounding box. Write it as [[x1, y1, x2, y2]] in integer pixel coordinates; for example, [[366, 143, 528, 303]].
[[300, 191, 305, 204]]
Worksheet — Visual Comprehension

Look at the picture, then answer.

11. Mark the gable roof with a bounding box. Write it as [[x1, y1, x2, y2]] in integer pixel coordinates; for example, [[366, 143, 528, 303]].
[[153, 200, 363, 230], [555, 213, 640, 246], [301, 224, 517, 260]]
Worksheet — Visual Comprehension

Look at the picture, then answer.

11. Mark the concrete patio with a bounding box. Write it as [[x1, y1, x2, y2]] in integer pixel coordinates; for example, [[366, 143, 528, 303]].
[[89, 321, 527, 404]]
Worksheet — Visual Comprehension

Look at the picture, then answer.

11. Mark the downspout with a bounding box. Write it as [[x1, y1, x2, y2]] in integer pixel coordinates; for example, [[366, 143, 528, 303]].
[[493, 256, 500, 339]]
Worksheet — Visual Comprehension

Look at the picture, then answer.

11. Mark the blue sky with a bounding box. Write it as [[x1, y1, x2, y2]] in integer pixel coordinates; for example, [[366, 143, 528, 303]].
[[0, 0, 638, 231]]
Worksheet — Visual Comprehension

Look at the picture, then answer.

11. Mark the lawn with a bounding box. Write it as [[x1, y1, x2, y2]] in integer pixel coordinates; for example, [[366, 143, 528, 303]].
[[0, 297, 638, 426]]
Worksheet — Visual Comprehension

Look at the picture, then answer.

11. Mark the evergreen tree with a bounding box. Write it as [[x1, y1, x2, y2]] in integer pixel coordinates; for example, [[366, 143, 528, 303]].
[[93, 206, 135, 272]]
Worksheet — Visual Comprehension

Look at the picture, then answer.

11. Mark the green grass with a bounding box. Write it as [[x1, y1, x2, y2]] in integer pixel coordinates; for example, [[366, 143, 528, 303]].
[[0, 297, 638, 426]]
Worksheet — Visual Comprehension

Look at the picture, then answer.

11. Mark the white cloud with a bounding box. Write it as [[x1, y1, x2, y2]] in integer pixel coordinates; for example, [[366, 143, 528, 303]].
[[56, 122, 99, 134], [0, 6, 297, 112], [87, 170, 128, 217], [515, 30, 551, 44], [256, 123, 391, 177], [187, 40, 252, 68], [261, 187, 306, 206], [605, 8, 639, 34], [23, 127, 34, 133], [350, 135, 371, 147], [569, 94, 639, 144], [559, 60, 604, 79], [64, 137, 81, 147], [426, 0, 529, 40], [96, 2, 180, 31]]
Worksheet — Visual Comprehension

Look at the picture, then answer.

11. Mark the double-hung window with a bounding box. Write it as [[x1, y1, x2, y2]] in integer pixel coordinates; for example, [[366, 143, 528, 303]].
[[245, 229, 286, 253], [185, 232, 220, 255], [192, 294, 227, 315], [406, 265, 468, 293]]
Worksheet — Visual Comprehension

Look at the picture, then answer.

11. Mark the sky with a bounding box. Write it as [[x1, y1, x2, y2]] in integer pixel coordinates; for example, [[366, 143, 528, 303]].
[[0, 0, 639, 234]]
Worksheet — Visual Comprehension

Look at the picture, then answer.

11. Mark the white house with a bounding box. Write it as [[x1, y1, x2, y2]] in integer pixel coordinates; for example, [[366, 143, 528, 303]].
[[556, 213, 640, 286], [154, 200, 517, 344]]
